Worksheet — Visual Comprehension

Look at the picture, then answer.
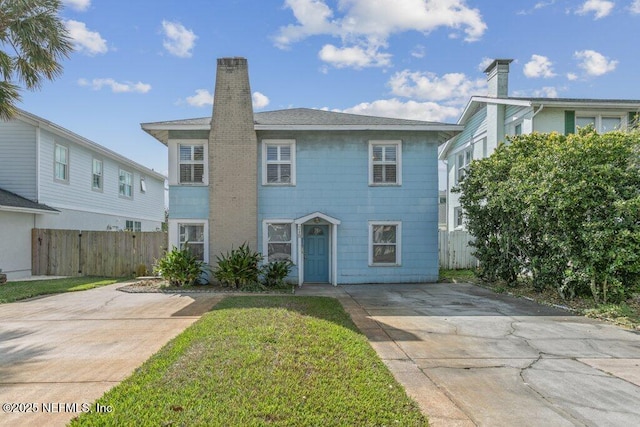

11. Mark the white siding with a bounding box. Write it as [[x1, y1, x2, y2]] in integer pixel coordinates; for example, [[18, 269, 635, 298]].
[[36, 128, 165, 230], [0, 211, 35, 280], [0, 119, 37, 200]]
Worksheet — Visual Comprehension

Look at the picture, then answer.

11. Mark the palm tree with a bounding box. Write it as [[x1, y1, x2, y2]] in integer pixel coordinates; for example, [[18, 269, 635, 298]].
[[0, 0, 73, 119]]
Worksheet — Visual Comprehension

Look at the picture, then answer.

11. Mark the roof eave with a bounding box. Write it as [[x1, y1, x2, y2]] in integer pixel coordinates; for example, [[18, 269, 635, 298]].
[[15, 109, 166, 181], [0, 205, 60, 215]]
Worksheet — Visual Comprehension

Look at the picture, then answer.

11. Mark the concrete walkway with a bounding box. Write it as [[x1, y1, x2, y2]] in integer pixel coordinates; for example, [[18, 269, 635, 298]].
[[297, 283, 640, 427], [0, 283, 222, 427]]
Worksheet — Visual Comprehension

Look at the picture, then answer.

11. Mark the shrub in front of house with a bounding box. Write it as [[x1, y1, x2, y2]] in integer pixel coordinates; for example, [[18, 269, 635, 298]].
[[214, 243, 293, 290], [214, 243, 263, 289], [261, 259, 293, 288], [154, 246, 205, 287]]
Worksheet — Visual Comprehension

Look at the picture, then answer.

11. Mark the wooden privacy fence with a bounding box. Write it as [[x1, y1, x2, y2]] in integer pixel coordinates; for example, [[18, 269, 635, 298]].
[[439, 230, 478, 269], [32, 229, 167, 277]]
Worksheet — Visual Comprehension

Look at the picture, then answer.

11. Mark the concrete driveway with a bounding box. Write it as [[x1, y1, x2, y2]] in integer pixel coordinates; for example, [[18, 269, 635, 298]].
[[298, 283, 640, 427], [0, 283, 221, 427]]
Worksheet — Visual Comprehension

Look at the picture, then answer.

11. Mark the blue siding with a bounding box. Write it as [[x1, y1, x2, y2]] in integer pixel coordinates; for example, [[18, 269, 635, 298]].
[[169, 186, 209, 219], [257, 131, 439, 284]]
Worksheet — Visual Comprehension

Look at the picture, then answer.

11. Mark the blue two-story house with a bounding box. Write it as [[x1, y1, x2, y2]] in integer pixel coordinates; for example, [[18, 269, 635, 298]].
[[142, 57, 461, 285]]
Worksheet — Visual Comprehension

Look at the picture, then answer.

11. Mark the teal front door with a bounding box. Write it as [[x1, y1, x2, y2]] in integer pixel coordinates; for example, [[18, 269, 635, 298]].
[[304, 225, 329, 283]]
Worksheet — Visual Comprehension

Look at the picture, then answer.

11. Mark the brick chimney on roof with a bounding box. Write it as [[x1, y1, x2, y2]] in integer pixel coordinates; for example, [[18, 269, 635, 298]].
[[484, 59, 512, 98], [208, 57, 258, 264]]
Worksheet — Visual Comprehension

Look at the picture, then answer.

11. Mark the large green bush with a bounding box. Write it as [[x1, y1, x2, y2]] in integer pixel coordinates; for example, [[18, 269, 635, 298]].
[[457, 127, 640, 303], [214, 243, 263, 289], [214, 243, 293, 290], [154, 246, 205, 287]]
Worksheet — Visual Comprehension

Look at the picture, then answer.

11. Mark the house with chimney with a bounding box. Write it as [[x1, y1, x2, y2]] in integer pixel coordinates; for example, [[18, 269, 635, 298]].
[[142, 57, 462, 285], [439, 59, 640, 231]]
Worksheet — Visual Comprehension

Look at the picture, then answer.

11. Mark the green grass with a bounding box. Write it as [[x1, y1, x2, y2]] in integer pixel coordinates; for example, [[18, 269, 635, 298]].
[[439, 268, 478, 283], [0, 277, 120, 303], [70, 296, 428, 426]]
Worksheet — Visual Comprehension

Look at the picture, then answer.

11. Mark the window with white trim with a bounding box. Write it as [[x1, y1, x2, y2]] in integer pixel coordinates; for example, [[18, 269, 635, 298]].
[[119, 169, 133, 198], [125, 220, 141, 232], [263, 140, 295, 185], [454, 207, 464, 228], [54, 143, 68, 182], [369, 221, 401, 266], [576, 114, 623, 133], [369, 141, 401, 185], [179, 223, 205, 261], [264, 221, 293, 262], [456, 148, 472, 184], [92, 158, 103, 190], [179, 144, 205, 184]]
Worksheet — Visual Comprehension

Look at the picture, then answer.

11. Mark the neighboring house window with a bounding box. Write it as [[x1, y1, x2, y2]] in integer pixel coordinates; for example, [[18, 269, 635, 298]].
[[92, 158, 103, 190], [140, 177, 146, 193], [576, 114, 622, 133], [125, 220, 141, 232], [179, 144, 205, 184], [119, 169, 133, 198], [514, 123, 522, 136], [454, 207, 464, 228], [456, 148, 472, 184], [369, 221, 401, 266], [369, 141, 402, 185], [179, 223, 205, 261], [263, 140, 296, 185], [264, 221, 293, 262], [54, 143, 68, 182]]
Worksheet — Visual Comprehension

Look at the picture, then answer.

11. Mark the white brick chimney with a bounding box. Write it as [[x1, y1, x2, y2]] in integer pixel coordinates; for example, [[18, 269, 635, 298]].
[[484, 59, 512, 98]]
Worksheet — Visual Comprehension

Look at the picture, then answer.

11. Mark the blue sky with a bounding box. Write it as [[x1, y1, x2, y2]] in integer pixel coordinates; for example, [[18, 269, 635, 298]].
[[18, 0, 640, 180]]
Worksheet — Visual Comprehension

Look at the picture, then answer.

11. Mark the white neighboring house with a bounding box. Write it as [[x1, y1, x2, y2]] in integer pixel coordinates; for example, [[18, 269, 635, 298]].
[[0, 108, 166, 280], [439, 59, 640, 231]]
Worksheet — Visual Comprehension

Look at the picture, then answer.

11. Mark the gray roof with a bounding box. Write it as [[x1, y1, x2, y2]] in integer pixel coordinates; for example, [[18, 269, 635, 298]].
[[141, 108, 463, 145], [0, 188, 59, 214]]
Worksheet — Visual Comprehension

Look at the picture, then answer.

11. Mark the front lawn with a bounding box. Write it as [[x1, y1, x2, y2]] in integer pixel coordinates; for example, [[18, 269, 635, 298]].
[[70, 296, 428, 426], [0, 277, 120, 303]]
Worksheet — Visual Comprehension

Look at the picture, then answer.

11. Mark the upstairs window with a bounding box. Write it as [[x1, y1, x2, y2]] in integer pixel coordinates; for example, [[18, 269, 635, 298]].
[[369, 141, 402, 185], [179, 144, 205, 184], [456, 148, 472, 184], [263, 140, 296, 185], [54, 143, 68, 182], [92, 158, 103, 190], [119, 169, 133, 198]]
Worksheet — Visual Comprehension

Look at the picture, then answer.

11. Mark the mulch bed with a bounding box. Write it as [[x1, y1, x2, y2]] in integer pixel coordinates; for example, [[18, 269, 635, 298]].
[[118, 278, 294, 294]]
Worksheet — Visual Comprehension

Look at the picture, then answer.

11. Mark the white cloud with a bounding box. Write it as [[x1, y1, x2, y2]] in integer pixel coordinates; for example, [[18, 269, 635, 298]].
[[523, 55, 556, 78], [631, 0, 640, 13], [477, 57, 494, 71], [78, 78, 151, 93], [574, 49, 618, 76], [410, 45, 426, 59], [183, 89, 270, 109], [338, 99, 460, 122], [185, 89, 213, 107], [65, 20, 107, 55], [275, 0, 487, 68], [576, 0, 614, 19], [532, 86, 559, 97], [318, 44, 391, 68], [161, 20, 197, 58], [567, 72, 578, 81], [252, 92, 270, 109], [63, 0, 90, 11], [388, 69, 486, 105]]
